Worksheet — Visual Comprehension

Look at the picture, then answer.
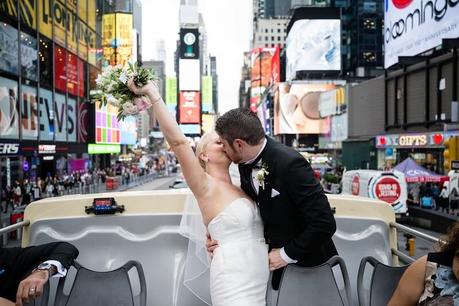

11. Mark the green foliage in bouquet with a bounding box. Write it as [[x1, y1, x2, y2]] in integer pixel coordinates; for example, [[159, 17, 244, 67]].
[[91, 62, 157, 121]]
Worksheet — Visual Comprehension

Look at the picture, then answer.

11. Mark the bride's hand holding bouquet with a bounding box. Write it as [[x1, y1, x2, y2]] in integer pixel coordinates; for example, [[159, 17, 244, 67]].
[[92, 62, 159, 120]]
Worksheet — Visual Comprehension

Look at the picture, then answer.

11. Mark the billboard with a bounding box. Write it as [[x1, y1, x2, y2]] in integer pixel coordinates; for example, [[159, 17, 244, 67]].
[[0, 0, 36, 29], [201, 114, 215, 134], [0, 23, 18, 75], [179, 91, 201, 124], [54, 45, 84, 96], [54, 93, 67, 141], [120, 116, 137, 145], [319, 86, 347, 117], [179, 59, 200, 91], [165, 76, 177, 115], [286, 19, 341, 79], [274, 82, 334, 135], [102, 13, 133, 66], [250, 47, 280, 112], [21, 84, 38, 140], [0, 77, 19, 139], [38, 87, 54, 141], [201, 76, 213, 113], [78, 101, 89, 142], [179, 28, 200, 59], [384, 0, 459, 68], [67, 97, 77, 142], [95, 101, 121, 144]]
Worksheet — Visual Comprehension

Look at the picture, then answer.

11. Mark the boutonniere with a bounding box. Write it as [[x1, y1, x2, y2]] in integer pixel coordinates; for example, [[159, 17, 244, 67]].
[[256, 163, 269, 189]]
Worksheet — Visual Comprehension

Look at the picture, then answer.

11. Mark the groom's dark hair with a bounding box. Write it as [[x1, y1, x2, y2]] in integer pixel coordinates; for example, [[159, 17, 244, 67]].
[[215, 108, 265, 145]]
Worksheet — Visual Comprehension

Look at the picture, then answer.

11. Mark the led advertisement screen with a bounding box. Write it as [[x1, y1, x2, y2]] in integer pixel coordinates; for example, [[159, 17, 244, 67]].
[[179, 28, 200, 59], [274, 82, 333, 135], [179, 59, 200, 91], [286, 19, 341, 80], [0, 77, 19, 139], [38, 87, 54, 141], [95, 101, 121, 144], [21, 84, 38, 140], [250, 47, 280, 112], [384, 0, 459, 68], [54, 45, 84, 96], [201, 76, 213, 113], [0, 23, 18, 75], [120, 116, 137, 145], [179, 91, 201, 124]]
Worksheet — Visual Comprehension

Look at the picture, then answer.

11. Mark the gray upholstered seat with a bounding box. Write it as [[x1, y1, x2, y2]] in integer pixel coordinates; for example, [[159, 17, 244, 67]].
[[54, 260, 146, 306], [276, 256, 352, 306], [357, 256, 409, 306]]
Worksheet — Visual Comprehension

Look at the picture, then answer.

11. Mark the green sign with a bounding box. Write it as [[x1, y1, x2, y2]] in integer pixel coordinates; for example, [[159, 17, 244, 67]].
[[201, 76, 213, 113], [88, 144, 121, 154], [165, 77, 177, 109]]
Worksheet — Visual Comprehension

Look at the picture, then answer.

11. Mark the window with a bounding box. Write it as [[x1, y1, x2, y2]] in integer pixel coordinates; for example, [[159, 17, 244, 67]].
[[265, 29, 268, 33], [362, 18, 377, 30], [0, 22, 19, 75], [20, 31, 38, 81], [265, 36, 268, 41], [277, 36, 281, 41], [258, 36, 262, 41], [363, 51, 376, 62], [271, 29, 273, 33], [271, 36, 274, 40], [277, 29, 281, 33], [39, 35, 53, 89]]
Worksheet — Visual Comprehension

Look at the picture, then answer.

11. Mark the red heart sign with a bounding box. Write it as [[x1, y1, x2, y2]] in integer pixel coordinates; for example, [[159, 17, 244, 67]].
[[433, 134, 443, 145], [379, 136, 386, 146]]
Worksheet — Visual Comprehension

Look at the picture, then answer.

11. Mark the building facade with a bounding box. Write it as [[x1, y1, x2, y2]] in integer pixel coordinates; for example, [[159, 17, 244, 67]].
[[253, 17, 289, 49]]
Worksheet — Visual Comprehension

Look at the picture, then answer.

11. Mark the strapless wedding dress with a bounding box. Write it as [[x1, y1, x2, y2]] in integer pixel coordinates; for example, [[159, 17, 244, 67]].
[[207, 198, 269, 306]]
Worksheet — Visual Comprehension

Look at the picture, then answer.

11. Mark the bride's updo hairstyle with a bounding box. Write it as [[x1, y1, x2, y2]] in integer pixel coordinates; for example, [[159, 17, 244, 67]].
[[195, 132, 214, 169]]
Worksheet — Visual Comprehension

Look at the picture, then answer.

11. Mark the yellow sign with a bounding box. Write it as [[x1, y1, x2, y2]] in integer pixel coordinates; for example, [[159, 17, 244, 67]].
[[38, 0, 52, 38], [0, 0, 36, 29], [201, 114, 216, 134], [88, 0, 96, 30], [102, 13, 133, 66], [53, 0, 66, 46], [78, 0, 87, 23]]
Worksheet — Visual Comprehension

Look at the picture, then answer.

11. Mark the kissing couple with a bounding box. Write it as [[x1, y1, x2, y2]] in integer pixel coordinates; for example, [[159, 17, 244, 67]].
[[128, 80, 338, 306]]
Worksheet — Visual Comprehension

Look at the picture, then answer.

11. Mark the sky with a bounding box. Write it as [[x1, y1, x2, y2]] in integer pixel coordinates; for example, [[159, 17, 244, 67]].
[[140, 0, 253, 114]]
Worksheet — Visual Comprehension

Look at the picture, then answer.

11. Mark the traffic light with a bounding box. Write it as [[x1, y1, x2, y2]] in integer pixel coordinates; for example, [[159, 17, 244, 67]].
[[444, 136, 458, 172]]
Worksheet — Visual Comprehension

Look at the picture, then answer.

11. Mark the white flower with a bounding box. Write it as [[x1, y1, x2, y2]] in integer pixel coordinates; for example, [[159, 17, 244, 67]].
[[122, 101, 138, 115], [119, 71, 128, 84], [106, 95, 120, 106], [256, 164, 269, 189]]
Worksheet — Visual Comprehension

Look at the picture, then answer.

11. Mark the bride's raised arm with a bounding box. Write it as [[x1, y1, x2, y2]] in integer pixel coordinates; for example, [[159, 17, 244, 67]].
[[127, 80, 210, 200]]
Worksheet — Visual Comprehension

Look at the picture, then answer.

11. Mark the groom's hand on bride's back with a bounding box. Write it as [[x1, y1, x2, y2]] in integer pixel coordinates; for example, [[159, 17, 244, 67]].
[[206, 232, 218, 257]]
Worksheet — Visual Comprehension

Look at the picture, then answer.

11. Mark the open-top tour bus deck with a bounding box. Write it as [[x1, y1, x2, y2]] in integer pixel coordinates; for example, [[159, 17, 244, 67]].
[[2, 190, 438, 305]]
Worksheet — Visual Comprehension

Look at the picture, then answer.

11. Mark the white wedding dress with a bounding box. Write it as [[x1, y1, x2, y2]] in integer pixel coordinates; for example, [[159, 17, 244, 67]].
[[207, 198, 269, 306]]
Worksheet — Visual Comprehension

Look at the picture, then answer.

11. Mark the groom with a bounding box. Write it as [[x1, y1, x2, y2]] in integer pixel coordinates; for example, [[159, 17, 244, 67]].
[[209, 108, 338, 291]]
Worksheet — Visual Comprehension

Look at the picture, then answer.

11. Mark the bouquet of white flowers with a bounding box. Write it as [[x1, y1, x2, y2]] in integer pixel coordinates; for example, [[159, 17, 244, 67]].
[[92, 62, 157, 120]]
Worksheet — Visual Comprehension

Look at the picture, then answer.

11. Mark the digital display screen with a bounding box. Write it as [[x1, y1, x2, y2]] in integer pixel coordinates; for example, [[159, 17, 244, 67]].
[[93, 198, 114, 206]]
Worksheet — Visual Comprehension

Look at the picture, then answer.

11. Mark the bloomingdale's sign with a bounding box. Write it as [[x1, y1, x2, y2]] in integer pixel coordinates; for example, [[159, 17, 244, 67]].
[[376, 132, 452, 148]]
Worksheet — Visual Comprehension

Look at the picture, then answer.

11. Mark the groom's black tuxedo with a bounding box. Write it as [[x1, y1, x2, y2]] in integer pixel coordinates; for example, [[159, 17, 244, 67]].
[[0, 242, 79, 302], [239, 137, 338, 289]]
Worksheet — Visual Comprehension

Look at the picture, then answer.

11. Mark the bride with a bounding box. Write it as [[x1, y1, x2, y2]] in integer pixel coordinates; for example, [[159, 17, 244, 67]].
[[127, 80, 269, 305]]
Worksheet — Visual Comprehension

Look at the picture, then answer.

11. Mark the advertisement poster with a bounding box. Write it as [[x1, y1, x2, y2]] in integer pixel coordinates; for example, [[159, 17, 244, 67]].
[[95, 101, 120, 144], [39, 87, 54, 141], [179, 91, 201, 124], [67, 97, 77, 142], [286, 19, 341, 79], [20, 30, 37, 81], [53, 0, 66, 46], [1, 0, 36, 29], [54, 92, 67, 141], [274, 82, 333, 135], [54, 45, 84, 96], [201, 76, 213, 113], [166, 76, 177, 115], [21, 84, 38, 140], [39, 0, 52, 38], [384, 0, 459, 68], [201, 114, 215, 134], [102, 13, 133, 66], [179, 28, 200, 59], [0, 23, 19, 75], [0, 77, 19, 139], [120, 116, 137, 145], [250, 47, 280, 112], [78, 101, 88, 142]]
